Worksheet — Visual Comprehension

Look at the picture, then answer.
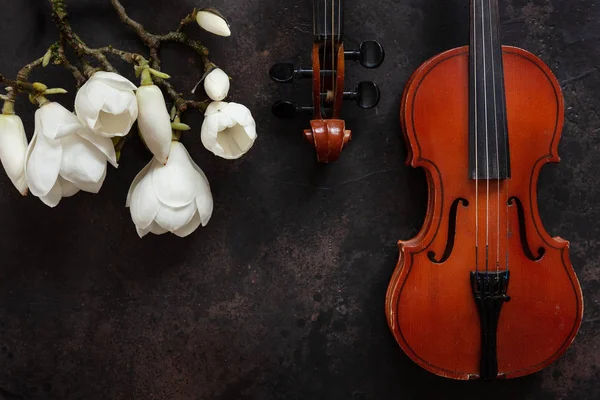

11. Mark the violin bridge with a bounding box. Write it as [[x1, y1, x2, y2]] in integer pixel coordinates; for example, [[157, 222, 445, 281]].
[[470, 271, 511, 380]]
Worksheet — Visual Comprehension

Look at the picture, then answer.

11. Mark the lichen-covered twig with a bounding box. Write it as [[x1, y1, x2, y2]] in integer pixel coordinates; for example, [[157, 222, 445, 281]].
[[0, 0, 213, 130], [177, 10, 198, 32], [0, 74, 37, 97], [55, 38, 86, 87], [153, 77, 210, 114], [109, 0, 210, 70], [0, 57, 45, 106]]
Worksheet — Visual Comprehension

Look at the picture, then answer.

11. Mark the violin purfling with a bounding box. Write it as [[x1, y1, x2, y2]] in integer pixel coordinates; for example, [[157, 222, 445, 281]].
[[385, 0, 583, 380]]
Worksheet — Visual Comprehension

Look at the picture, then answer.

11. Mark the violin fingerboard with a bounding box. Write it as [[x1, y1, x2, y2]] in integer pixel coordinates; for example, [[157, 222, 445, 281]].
[[313, 0, 344, 40]]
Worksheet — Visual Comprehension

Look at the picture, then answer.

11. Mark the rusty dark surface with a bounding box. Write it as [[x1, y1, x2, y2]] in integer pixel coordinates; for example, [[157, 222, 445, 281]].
[[0, 0, 599, 399]]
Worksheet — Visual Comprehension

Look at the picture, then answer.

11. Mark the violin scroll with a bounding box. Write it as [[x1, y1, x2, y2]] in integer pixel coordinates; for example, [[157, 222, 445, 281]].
[[304, 119, 351, 163], [269, 1, 384, 163]]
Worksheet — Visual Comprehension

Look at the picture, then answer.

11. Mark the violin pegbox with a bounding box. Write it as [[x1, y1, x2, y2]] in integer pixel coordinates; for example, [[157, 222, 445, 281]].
[[269, 2, 384, 163]]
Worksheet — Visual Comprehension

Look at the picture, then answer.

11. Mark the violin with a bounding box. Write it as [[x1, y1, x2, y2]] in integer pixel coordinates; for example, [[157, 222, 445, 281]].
[[269, 0, 384, 163], [385, 0, 583, 380]]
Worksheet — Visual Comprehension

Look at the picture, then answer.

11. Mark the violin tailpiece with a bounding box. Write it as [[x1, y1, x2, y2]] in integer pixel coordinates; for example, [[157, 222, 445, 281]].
[[470, 271, 511, 380]]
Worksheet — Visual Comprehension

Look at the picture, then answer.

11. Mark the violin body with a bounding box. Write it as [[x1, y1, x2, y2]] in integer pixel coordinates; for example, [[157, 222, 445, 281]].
[[385, 45, 583, 380]]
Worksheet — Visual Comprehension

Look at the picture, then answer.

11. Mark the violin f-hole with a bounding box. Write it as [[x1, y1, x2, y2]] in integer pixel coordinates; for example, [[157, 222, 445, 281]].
[[428, 198, 470, 264], [508, 197, 545, 262]]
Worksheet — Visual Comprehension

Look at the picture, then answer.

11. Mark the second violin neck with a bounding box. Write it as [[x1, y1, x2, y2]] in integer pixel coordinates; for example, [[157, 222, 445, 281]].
[[313, 0, 344, 41]]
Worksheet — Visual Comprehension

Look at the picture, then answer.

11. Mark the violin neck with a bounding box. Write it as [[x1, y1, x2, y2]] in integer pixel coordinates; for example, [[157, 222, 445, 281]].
[[313, 0, 344, 41], [469, 0, 511, 180]]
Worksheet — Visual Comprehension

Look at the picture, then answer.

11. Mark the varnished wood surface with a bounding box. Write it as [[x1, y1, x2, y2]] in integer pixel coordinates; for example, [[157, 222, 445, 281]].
[[385, 46, 584, 380], [304, 119, 350, 163], [306, 41, 351, 163]]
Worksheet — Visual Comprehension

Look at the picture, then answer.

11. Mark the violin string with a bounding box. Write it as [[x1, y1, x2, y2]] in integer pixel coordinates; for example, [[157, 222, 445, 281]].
[[332, 0, 335, 103], [497, 0, 510, 276], [331, 1, 337, 105], [321, 0, 326, 116], [488, 0, 501, 275], [474, 0, 479, 275], [480, 0, 490, 274], [338, 0, 341, 43], [338, 0, 341, 103]]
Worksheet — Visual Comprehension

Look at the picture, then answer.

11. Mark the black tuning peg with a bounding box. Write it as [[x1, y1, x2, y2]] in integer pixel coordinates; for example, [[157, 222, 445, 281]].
[[269, 63, 313, 84], [345, 40, 385, 69], [344, 81, 380, 109], [272, 101, 314, 119]]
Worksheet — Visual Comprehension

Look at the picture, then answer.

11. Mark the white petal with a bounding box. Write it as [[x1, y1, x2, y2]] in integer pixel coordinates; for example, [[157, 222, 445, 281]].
[[37, 102, 82, 140], [204, 101, 228, 116], [200, 121, 254, 160], [59, 176, 80, 197], [74, 81, 102, 128], [92, 71, 138, 91], [173, 212, 202, 237], [154, 202, 197, 232], [130, 165, 160, 229], [99, 85, 136, 116], [204, 68, 230, 101], [77, 126, 118, 168], [96, 103, 137, 136], [200, 113, 225, 155], [73, 167, 107, 194], [59, 135, 107, 187], [136, 225, 151, 238], [75, 79, 137, 137], [136, 85, 172, 164], [195, 188, 213, 226], [39, 178, 62, 208], [196, 10, 231, 37], [25, 128, 62, 197], [223, 102, 256, 132], [201, 102, 257, 159], [126, 160, 153, 207], [0, 115, 28, 194], [184, 149, 214, 226], [135, 221, 168, 238], [151, 142, 199, 207], [200, 113, 220, 140], [149, 221, 168, 235]]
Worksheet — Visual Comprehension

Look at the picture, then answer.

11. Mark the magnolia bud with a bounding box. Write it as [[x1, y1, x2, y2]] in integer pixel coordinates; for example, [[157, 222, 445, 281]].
[[0, 114, 28, 195], [136, 85, 172, 164], [204, 68, 230, 101], [196, 9, 231, 37]]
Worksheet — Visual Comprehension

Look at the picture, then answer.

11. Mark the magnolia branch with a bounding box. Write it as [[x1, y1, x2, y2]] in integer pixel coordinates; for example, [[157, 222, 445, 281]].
[[0, 57, 45, 106], [109, 0, 210, 69], [0, 0, 211, 120]]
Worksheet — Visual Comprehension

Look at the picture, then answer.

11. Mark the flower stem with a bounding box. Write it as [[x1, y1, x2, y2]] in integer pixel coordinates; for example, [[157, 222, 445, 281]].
[[177, 10, 198, 32], [140, 69, 153, 86], [2, 100, 15, 115], [35, 96, 50, 107]]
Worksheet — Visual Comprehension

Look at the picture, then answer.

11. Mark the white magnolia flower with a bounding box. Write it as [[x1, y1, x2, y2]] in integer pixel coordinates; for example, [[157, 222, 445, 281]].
[[136, 84, 172, 164], [74, 71, 138, 137], [25, 102, 118, 207], [196, 9, 231, 37], [126, 141, 213, 238], [201, 101, 257, 160], [0, 114, 28, 195], [204, 68, 230, 101]]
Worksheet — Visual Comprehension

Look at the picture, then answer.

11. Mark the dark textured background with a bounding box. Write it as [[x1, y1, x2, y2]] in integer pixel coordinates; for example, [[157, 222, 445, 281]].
[[0, 0, 598, 399]]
